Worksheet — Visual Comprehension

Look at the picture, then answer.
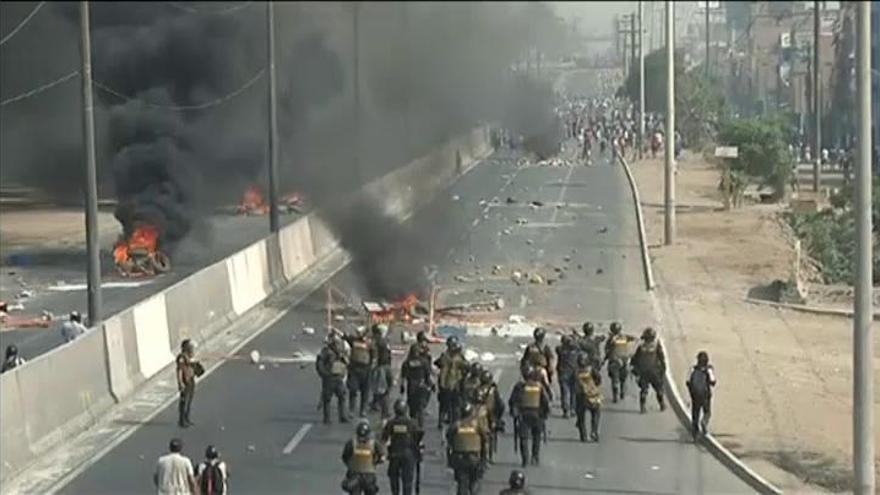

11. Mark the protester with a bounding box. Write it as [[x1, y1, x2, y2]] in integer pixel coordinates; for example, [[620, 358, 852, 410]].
[[1, 345, 26, 373], [154, 438, 197, 495], [195, 445, 229, 495], [686, 351, 717, 440], [60, 311, 87, 343]]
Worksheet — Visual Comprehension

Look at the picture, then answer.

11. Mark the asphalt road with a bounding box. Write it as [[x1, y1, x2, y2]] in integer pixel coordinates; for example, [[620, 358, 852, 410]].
[[59, 146, 753, 494], [0, 212, 303, 362]]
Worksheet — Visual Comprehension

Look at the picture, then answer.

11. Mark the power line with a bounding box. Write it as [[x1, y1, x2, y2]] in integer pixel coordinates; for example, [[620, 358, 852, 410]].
[[0, 70, 78, 106], [91, 67, 265, 111], [166, 1, 254, 16], [0, 1, 46, 47]]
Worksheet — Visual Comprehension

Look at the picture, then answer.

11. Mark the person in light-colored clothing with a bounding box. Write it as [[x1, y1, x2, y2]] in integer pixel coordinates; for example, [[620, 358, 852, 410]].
[[154, 438, 197, 495], [60, 311, 88, 343]]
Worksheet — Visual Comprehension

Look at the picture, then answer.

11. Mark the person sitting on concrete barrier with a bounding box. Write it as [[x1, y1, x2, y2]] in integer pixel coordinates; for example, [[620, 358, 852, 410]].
[[154, 437, 197, 495], [60, 311, 87, 343], [1, 344, 26, 373], [196, 445, 229, 495], [686, 350, 717, 441]]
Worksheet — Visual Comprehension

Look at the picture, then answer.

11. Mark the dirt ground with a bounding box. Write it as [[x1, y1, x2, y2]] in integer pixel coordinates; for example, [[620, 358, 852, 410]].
[[630, 153, 880, 494]]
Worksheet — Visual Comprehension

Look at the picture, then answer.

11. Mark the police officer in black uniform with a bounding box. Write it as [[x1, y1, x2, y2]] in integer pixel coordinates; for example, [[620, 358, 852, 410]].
[[574, 353, 603, 442], [508, 366, 551, 467], [479, 369, 505, 462], [370, 324, 394, 419], [520, 328, 554, 396], [460, 361, 484, 405], [347, 327, 374, 418], [341, 421, 385, 495], [435, 336, 469, 428], [603, 322, 636, 403], [555, 334, 579, 418], [578, 321, 604, 369], [631, 327, 667, 414], [446, 402, 488, 495], [381, 399, 424, 495], [317, 334, 350, 424], [400, 332, 434, 427]]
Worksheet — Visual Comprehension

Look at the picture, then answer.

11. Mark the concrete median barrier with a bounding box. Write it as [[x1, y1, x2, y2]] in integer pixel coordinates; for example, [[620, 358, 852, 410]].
[[0, 125, 494, 487], [0, 329, 115, 482]]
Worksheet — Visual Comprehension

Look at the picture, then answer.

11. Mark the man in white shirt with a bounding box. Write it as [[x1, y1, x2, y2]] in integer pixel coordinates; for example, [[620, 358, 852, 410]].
[[60, 311, 88, 343], [154, 438, 197, 495]]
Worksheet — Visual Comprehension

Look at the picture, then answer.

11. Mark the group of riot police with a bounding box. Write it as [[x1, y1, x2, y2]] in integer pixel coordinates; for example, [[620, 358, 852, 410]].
[[320, 320, 667, 495]]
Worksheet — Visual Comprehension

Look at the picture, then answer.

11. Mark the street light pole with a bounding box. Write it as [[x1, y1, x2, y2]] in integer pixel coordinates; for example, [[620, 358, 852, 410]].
[[853, 3, 874, 494], [266, 1, 280, 232], [79, 1, 102, 327], [812, 0, 822, 193], [705, 0, 710, 79], [664, 0, 675, 246], [352, 2, 362, 186], [639, 1, 645, 160]]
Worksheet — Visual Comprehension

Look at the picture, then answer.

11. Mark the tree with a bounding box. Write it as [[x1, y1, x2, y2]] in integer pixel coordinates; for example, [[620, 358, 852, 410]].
[[717, 115, 794, 200]]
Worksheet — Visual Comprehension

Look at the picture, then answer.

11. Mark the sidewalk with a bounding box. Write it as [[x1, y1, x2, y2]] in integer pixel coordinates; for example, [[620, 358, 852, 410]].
[[630, 153, 879, 494]]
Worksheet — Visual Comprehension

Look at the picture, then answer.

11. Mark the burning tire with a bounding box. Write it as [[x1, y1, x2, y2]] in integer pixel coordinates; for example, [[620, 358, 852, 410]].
[[152, 252, 171, 273]]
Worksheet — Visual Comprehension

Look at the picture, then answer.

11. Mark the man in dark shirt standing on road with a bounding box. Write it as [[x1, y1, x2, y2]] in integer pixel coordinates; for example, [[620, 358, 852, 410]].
[[176, 339, 202, 428]]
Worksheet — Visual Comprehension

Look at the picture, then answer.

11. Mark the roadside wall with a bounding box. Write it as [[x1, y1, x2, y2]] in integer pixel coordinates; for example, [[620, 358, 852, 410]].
[[0, 125, 493, 483]]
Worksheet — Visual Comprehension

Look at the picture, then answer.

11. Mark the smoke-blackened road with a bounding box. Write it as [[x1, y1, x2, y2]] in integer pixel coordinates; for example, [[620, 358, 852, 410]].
[[53, 148, 752, 495]]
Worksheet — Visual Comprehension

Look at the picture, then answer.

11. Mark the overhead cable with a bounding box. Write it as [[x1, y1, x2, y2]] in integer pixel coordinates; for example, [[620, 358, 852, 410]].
[[0, 1, 46, 46], [0, 70, 79, 106]]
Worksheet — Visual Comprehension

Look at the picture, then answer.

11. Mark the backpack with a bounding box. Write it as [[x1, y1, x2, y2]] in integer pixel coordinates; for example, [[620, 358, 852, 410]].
[[688, 367, 711, 400], [200, 461, 225, 495]]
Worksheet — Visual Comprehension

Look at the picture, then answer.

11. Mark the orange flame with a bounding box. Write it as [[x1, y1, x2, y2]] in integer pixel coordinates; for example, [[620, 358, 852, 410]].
[[369, 293, 421, 324], [238, 185, 269, 215], [114, 224, 160, 265]]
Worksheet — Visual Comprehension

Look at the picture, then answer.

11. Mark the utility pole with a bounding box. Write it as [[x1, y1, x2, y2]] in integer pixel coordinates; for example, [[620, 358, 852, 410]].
[[630, 13, 637, 82], [639, 1, 645, 159], [705, 0, 711, 79], [352, 2, 362, 186], [79, 1, 102, 327], [664, 0, 675, 246], [401, 3, 409, 160], [812, 0, 822, 193], [853, 3, 874, 493], [266, 1, 280, 232]]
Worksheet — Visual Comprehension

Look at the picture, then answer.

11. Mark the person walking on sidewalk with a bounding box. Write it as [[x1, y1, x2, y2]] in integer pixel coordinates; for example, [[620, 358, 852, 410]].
[[195, 445, 229, 495], [154, 438, 197, 495], [686, 351, 717, 440]]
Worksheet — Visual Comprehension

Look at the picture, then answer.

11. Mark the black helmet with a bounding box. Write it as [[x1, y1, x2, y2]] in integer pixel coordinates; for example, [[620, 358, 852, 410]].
[[697, 350, 709, 366], [470, 361, 483, 376], [460, 402, 474, 418], [577, 353, 589, 367], [642, 327, 656, 341], [393, 398, 407, 417], [416, 331, 428, 344], [561, 334, 572, 347], [610, 321, 622, 334], [5, 344, 18, 359], [533, 327, 546, 340], [205, 445, 219, 460], [69, 311, 82, 323], [181, 339, 194, 352], [582, 322, 595, 335], [480, 369, 493, 385], [356, 421, 371, 439], [523, 365, 540, 381], [447, 335, 460, 350], [509, 469, 526, 489]]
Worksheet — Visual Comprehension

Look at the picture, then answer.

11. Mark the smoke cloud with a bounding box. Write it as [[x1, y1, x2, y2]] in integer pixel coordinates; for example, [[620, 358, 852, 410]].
[[1, 1, 562, 299]]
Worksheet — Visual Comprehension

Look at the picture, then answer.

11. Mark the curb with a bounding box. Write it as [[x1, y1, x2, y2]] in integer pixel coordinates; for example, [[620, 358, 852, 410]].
[[620, 152, 784, 494], [615, 151, 656, 291], [744, 297, 880, 321]]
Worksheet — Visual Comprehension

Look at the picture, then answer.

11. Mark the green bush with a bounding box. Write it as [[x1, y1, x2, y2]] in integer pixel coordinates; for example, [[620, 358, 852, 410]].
[[717, 116, 793, 200]]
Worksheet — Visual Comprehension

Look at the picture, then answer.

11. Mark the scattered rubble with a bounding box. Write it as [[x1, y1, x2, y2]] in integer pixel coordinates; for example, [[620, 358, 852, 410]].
[[492, 265, 503, 275], [511, 271, 523, 283], [596, 268, 604, 275], [501, 228, 512, 235], [530, 200, 545, 207], [249, 350, 261, 364], [516, 218, 528, 225], [302, 326, 315, 335], [598, 226, 608, 234], [529, 273, 544, 284]]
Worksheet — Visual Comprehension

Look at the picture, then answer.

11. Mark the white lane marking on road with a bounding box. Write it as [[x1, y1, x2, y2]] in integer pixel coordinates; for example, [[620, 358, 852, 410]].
[[47, 281, 154, 291], [282, 423, 313, 455]]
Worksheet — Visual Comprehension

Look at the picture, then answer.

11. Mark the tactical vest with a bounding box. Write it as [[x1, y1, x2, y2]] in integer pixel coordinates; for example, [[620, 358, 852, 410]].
[[439, 354, 464, 390], [476, 404, 490, 431], [350, 439, 375, 474], [374, 340, 392, 366], [453, 420, 481, 454], [404, 357, 428, 383], [351, 340, 371, 366], [520, 383, 541, 410], [483, 385, 496, 416], [330, 357, 347, 376], [462, 378, 480, 401], [637, 341, 660, 371], [611, 336, 629, 359], [577, 370, 602, 404], [389, 422, 412, 454], [525, 344, 548, 368]]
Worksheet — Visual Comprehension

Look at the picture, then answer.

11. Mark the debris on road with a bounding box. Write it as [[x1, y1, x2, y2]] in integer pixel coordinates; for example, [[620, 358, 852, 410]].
[[530, 200, 545, 207], [506, 197, 517, 204], [596, 268, 604, 275], [16, 290, 33, 299], [511, 271, 523, 283], [598, 226, 608, 234], [526, 239, 534, 245], [452, 194, 460, 201], [492, 265, 503, 275], [249, 350, 261, 364], [302, 326, 315, 335], [516, 218, 529, 225], [501, 228, 512, 235]]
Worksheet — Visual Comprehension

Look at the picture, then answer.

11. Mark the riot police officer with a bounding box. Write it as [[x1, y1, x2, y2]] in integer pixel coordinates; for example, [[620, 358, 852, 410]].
[[460, 361, 484, 405], [520, 328, 554, 394], [603, 322, 635, 403], [499, 469, 530, 495], [479, 369, 505, 462], [381, 399, 423, 495], [574, 353, 603, 442], [446, 402, 488, 495], [341, 421, 385, 495], [347, 326, 374, 418], [370, 324, 394, 418], [434, 336, 468, 429], [400, 334, 434, 427], [555, 334, 579, 418], [631, 327, 667, 413], [578, 321, 604, 369], [316, 334, 350, 424], [508, 366, 551, 467]]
